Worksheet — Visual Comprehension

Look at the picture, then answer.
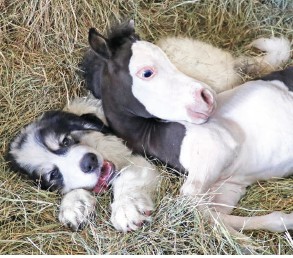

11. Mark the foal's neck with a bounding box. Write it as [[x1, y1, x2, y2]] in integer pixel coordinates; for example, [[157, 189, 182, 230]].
[[105, 107, 186, 172]]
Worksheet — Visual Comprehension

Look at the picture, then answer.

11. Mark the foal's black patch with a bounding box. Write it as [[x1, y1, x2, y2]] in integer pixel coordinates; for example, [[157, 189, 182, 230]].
[[259, 66, 293, 91], [81, 20, 140, 99], [80, 49, 105, 99], [107, 20, 140, 49], [83, 20, 188, 175]]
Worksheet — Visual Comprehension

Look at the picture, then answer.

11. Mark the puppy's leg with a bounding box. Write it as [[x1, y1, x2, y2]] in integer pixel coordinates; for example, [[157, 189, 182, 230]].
[[58, 189, 96, 230], [110, 156, 159, 232]]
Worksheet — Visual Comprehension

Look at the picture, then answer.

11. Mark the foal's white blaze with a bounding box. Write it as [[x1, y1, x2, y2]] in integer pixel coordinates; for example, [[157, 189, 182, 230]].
[[129, 41, 216, 124]]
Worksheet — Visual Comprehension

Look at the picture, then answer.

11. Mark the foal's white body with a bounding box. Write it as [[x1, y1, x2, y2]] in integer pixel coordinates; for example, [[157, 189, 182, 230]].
[[179, 80, 293, 232], [129, 39, 293, 231], [181, 80, 293, 195], [82, 24, 293, 234]]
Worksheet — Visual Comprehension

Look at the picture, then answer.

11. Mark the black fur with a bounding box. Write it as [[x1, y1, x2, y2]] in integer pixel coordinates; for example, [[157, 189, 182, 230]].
[[31, 168, 64, 192], [40, 110, 111, 135], [106, 20, 139, 50], [259, 66, 293, 91], [80, 21, 139, 99], [6, 110, 112, 192], [81, 49, 105, 99], [82, 21, 186, 173]]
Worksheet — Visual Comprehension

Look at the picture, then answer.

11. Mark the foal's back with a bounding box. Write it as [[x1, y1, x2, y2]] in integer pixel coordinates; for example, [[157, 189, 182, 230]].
[[215, 79, 293, 181]]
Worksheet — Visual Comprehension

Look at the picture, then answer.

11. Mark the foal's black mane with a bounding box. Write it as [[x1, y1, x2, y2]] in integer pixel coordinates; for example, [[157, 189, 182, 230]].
[[107, 21, 140, 50], [80, 21, 139, 98]]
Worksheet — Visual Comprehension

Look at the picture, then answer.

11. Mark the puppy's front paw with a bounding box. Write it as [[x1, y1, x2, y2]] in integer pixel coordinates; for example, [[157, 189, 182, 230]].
[[110, 192, 154, 232], [58, 189, 96, 231]]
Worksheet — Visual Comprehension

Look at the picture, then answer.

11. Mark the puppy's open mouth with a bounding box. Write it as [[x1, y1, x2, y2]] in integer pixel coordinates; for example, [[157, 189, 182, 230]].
[[92, 160, 117, 194]]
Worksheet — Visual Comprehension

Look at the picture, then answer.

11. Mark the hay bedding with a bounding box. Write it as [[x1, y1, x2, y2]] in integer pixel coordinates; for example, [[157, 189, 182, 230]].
[[0, 0, 292, 254]]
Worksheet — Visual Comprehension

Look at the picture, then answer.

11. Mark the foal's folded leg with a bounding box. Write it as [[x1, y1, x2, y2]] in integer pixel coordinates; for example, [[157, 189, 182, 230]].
[[217, 211, 293, 233], [203, 181, 293, 233], [179, 125, 238, 200]]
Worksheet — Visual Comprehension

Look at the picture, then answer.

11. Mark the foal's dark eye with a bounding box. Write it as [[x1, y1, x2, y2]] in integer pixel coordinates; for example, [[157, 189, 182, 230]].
[[49, 168, 60, 181], [136, 67, 156, 80], [142, 69, 153, 78]]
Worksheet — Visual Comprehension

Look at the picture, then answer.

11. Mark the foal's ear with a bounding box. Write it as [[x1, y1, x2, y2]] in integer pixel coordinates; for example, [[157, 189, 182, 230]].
[[88, 28, 111, 59]]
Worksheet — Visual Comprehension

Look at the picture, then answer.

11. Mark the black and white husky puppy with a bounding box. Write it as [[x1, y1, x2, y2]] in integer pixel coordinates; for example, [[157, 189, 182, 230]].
[[7, 97, 159, 232]]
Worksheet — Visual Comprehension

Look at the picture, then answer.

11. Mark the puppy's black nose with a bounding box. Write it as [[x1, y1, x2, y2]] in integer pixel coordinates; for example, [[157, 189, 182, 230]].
[[80, 153, 99, 173]]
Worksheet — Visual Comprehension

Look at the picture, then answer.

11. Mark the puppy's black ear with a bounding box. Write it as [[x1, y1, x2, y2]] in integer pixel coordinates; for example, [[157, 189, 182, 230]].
[[79, 113, 112, 135], [40, 111, 112, 135], [89, 28, 112, 59]]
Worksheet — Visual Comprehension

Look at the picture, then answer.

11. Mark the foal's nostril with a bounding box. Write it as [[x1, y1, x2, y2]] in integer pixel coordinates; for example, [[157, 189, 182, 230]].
[[200, 89, 214, 107], [80, 153, 99, 173]]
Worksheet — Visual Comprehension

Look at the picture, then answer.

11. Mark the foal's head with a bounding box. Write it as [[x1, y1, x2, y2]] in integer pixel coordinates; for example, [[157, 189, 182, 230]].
[[84, 20, 216, 124]]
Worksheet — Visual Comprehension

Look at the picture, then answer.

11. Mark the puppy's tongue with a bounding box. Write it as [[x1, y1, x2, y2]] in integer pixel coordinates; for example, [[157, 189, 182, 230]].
[[92, 160, 116, 194]]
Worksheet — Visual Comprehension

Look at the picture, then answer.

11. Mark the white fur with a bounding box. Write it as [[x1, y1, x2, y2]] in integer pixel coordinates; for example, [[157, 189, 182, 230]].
[[78, 35, 291, 234], [178, 80, 293, 232], [129, 41, 216, 124], [126, 36, 292, 233], [59, 97, 159, 231], [157, 36, 291, 93], [10, 125, 103, 194], [64, 96, 108, 126], [61, 36, 291, 233], [59, 189, 97, 229]]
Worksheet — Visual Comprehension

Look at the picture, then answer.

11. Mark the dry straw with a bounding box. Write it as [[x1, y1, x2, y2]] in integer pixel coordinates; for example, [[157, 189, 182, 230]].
[[1, 0, 292, 254]]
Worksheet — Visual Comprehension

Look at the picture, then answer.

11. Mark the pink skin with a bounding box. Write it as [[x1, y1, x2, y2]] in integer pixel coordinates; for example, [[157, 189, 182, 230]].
[[92, 160, 116, 194], [135, 65, 216, 124], [186, 88, 215, 123]]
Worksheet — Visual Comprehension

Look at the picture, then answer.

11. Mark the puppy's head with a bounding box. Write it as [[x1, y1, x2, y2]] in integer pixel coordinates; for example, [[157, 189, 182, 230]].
[[7, 111, 116, 194]]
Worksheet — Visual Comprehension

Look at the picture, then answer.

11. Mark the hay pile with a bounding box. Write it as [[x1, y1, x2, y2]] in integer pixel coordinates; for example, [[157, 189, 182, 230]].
[[1, 0, 292, 254]]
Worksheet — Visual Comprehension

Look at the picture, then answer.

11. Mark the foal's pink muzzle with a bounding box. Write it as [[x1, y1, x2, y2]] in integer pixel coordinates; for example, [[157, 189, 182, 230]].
[[186, 88, 216, 124]]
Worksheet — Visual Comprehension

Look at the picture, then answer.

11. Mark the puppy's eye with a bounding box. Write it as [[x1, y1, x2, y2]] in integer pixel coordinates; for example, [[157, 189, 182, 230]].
[[61, 136, 74, 147], [49, 168, 60, 181]]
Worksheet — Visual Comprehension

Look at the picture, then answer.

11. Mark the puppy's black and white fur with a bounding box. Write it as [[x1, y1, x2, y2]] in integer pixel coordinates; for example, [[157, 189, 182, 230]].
[[7, 97, 159, 232]]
